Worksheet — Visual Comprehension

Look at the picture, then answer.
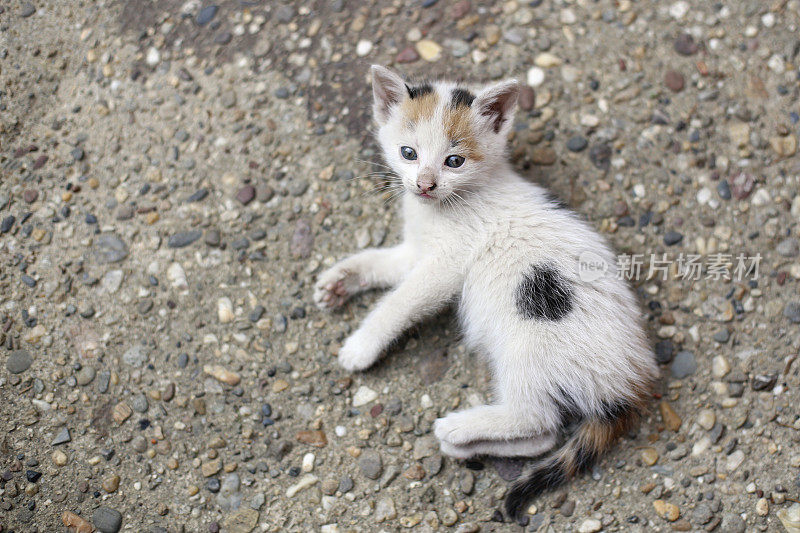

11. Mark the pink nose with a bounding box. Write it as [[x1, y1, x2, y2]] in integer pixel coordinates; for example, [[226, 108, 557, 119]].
[[417, 180, 437, 193]]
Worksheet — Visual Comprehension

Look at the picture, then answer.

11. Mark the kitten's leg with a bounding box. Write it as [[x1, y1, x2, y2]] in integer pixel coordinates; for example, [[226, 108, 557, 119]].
[[439, 433, 557, 460], [314, 245, 415, 310], [434, 405, 549, 446], [337, 257, 461, 372]]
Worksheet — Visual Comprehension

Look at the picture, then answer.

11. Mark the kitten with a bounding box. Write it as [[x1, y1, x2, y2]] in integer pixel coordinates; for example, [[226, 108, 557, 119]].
[[314, 65, 658, 520]]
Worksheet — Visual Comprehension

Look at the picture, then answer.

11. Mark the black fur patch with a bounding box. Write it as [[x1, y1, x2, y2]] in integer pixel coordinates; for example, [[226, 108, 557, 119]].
[[597, 398, 634, 424], [505, 458, 566, 521], [543, 190, 569, 209], [406, 83, 433, 99], [450, 88, 475, 108], [515, 264, 573, 321]]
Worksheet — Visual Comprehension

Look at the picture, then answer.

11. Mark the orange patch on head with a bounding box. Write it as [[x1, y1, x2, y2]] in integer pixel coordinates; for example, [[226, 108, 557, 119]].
[[400, 90, 439, 125], [444, 107, 483, 161]]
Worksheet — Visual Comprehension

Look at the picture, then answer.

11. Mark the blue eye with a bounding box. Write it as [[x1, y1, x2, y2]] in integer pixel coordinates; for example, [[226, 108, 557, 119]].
[[445, 155, 465, 168], [400, 146, 417, 160]]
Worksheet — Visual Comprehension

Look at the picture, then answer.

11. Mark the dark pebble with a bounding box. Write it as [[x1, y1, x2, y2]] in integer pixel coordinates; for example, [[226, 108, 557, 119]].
[[95, 234, 129, 263], [274, 87, 290, 99], [196, 5, 218, 26], [712, 329, 730, 343], [717, 180, 731, 200], [338, 475, 354, 493], [92, 506, 123, 533], [52, 427, 71, 445], [7, 350, 33, 374], [204, 229, 221, 247], [671, 351, 697, 378], [214, 32, 232, 44], [664, 231, 683, 246], [664, 70, 685, 92], [290, 219, 313, 259], [2, 215, 16, 233], [518, 85, 536, 111], [206, 479, 221, 493], [236, 185, 256, 205], [21, 275, 36, 288], [589, 142, 611, 170], [249, 306, 265, 322], [71, 147, 85, 161], [168, 230, 202, 248], [674, 33, 699, 55], [188, 188, 209, 202], [23, 189, 39, 203], [491, 457, 525, 481], [20, 3, 35, 17], [177, 353, 189, 368], [32, 154, 48, 170], [26, 470, 42, 482], [396, 46, 420, 63], [231, 238, 249, 250], [730, 172, 755, 200], [654, 340, 674, 364], [566, 136, 588, 152], [751, 374, 777, 391]]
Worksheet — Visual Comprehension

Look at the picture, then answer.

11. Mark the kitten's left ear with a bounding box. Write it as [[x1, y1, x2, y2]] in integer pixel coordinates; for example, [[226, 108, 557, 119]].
[[473, 79, 519, 136]]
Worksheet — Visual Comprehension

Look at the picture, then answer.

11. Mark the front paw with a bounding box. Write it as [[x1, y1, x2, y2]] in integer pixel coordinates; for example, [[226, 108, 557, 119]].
[[337, 332, 382, 372], [439, 440, 477, 460], [434, 412, 477, 446], [313, 265, 363, 310]]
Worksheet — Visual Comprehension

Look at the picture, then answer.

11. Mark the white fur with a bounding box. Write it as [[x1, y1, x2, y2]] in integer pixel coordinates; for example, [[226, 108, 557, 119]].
[[315, 66, 658, 459]]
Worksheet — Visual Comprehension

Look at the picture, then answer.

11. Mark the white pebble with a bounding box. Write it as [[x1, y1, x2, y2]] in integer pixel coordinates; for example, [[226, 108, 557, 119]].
[[580, 114, 600, 128], [712, 356, 730, 378], [697, 409, 716, 430], [560, 8, 576, 24], [146, 47, 161, 66], [420, 394, 433, 409], [578, 518, 602, 533], [767, 54, 785, 73], [726, 450, 745, 472], [692, 436, 711, 456], [356, 40, 373, 57], [527, 66, 545, 87], [406, 27, 422, 42], [302, 452, 315, 472], [352, 385, 378, 407], [334, 425, 347, 437], [286, 474, 318, 498], [217, 297, 234, 323], [697, 187, 712, 205], [167, 262, 188, 289], [669, 1, 689, 20], [761, 13, 775, 28]]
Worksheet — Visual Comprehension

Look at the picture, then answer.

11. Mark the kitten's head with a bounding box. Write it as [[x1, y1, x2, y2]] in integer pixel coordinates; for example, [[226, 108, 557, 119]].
[[371, 65, 519, 203]]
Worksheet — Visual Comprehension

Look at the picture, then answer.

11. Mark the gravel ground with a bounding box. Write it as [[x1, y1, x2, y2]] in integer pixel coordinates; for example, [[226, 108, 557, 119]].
[[2, 1, 800, 532]]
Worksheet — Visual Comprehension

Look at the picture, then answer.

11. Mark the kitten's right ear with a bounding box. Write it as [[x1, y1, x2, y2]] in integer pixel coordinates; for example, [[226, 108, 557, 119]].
[[371, 65, 407, 125]]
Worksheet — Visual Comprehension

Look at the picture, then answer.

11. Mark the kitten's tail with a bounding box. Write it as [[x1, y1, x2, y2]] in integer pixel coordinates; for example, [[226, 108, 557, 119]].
[[504, 396, 645, 522]]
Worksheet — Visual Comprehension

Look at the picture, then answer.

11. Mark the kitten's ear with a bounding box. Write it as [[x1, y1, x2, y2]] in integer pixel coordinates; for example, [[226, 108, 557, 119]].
[[473, 79, 519, 136], [371, 65, 407, 125]]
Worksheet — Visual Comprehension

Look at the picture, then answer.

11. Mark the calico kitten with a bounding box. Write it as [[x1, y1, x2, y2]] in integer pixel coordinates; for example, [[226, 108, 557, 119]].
[[314, 65, 658, 520]]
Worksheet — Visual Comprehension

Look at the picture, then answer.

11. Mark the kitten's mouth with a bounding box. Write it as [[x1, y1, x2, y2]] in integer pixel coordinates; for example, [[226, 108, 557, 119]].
[[418, 192, 434, 199]]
